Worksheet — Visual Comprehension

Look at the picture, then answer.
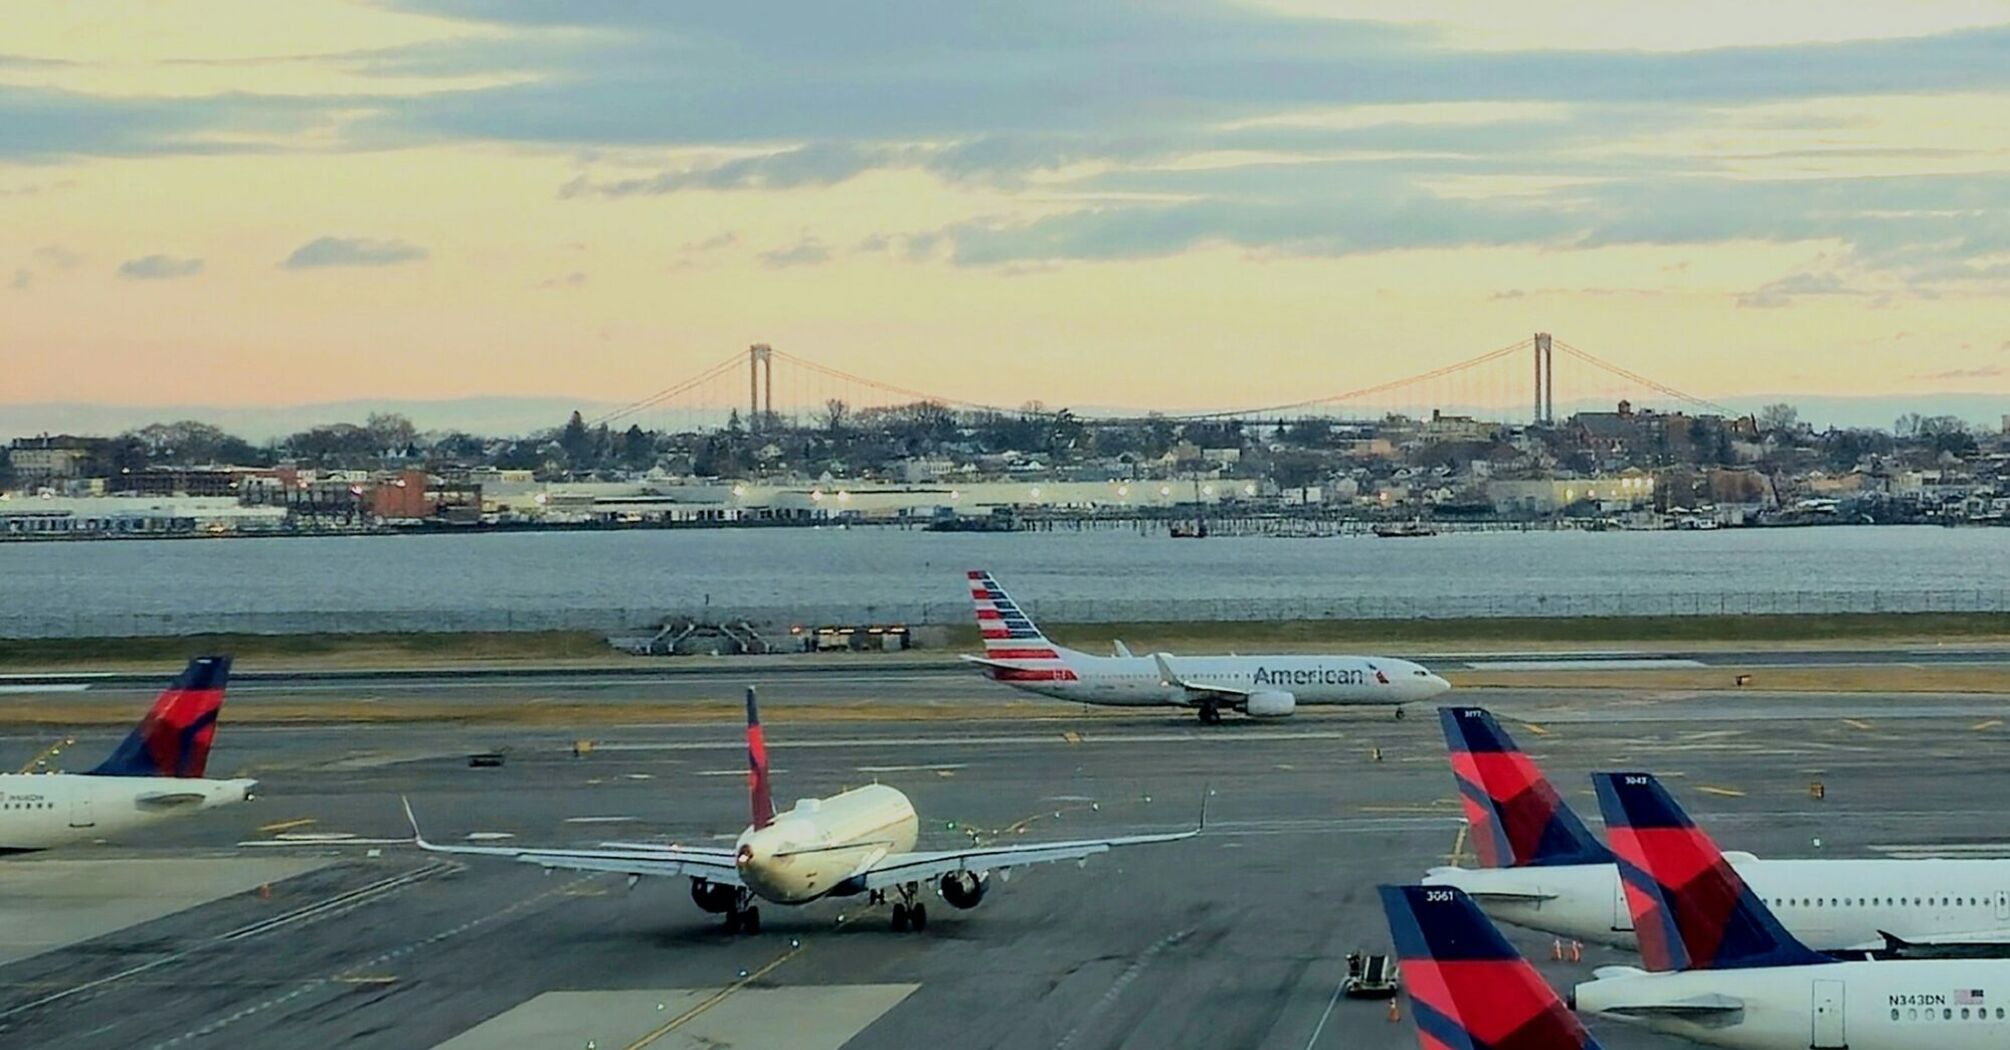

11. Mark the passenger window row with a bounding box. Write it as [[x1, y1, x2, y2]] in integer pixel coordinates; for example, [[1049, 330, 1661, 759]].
[[1769, 896, 1994, 909], [1894, 1007, 2004, 1021]]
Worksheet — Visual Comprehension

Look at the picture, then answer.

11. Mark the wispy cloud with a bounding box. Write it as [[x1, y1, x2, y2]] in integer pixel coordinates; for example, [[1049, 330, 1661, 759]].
[[34, 244, 80, 268], [537, 270, 586, 288], [281, 236, 429, 269], [1911, 364, 2003, 381], [117, 254, 205, 280], [758, 237, 832, 268], [9, 268, 29, 291]]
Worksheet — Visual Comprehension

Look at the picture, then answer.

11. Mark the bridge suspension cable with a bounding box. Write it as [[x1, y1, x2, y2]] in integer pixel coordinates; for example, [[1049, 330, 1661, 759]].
[[1159, 336, 1534, 421], [589, 350, 745, 427], [1551, 340, 1732, 415]]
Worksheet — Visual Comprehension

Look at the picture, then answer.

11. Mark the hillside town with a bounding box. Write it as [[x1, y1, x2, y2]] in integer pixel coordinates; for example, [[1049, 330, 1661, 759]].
[[2, 401, 2005, 539]]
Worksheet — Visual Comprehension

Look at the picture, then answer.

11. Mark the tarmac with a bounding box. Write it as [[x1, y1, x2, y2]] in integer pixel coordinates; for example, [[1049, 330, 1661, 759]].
[[0, 684, 2006, 1049]]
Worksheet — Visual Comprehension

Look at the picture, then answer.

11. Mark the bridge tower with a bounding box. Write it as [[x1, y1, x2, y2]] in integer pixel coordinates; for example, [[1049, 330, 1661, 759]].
[[1532, 332, 1554, 425], [748, 343, 774, 430]]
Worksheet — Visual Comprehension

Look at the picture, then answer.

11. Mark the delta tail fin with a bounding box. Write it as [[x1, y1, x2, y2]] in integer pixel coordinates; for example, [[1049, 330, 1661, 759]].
[[89, 655, 231, 778], [965, 570, 1080, 682], [1591, 772, 1829, 973], [1380, 884, 1605, 1050], [746, 687, 776, 830], [1440, 707, 1611, 868]]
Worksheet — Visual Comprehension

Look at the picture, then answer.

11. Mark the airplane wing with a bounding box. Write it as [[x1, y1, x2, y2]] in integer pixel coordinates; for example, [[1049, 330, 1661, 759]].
[[1153, 652, 1251, 700], [1863, 928, 2010, 959], [402, 798, 744, 885], [1457, 888, 1561, 902], [853, 795, 1206, 891], [134, 791, 210, 809], [1594, 994, 1745, 1017]]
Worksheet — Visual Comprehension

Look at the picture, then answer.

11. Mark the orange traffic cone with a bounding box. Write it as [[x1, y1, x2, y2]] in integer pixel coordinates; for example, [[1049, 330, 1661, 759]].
[[258, 883, 272, 901], [1387, 998, 1401, 1023], [1570, 940, 1583, 963], [1551, 938, 1563, 960]]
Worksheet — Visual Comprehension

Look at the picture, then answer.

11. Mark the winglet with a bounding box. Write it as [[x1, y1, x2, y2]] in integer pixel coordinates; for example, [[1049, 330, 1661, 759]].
[[1113, 640, 1134, 658], [1592, 772, 1830, 973], [747, 687, 776, 830], [401, 795, 436, 851]]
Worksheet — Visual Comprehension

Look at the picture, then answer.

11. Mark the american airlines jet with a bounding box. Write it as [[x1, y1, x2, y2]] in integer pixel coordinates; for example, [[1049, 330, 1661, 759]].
[[960, 570, 1450, 723], [1571, 772, 2010, 1050], [408, 687, 1199, 933], [1424, 706, 2010, 959], [0, 656, 256, 852]]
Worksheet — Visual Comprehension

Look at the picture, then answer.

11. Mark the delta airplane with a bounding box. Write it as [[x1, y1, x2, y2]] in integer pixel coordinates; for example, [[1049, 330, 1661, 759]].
[[1571, 771, 2010, 1049], [1423, 706, 2010, 959], [960, 570, 1450, 723], [407, 687, 1199, 933], [0, 656, 256, 852]]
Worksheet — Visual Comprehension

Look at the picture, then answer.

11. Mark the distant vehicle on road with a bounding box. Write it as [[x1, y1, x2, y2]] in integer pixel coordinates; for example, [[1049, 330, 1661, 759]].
[[407, 686, 1198, 933], [961, 570, 1450, 723], [0, 656, 257, 853]]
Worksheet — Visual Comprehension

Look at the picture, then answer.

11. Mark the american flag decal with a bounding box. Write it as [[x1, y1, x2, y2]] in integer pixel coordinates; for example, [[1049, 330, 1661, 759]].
[[1957, 989, 1986, 1005]]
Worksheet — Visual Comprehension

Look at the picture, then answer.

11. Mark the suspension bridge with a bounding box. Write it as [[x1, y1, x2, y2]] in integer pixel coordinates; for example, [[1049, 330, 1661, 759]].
[[591, 333, 1732, 432]]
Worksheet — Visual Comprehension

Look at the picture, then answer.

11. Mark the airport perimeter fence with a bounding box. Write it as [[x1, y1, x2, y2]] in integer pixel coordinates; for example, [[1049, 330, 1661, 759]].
[[2, 588, 2008, 639]]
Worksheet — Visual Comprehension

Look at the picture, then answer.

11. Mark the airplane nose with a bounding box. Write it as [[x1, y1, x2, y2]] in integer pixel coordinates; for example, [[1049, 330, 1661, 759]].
[[1425, 674, 1451, 696]]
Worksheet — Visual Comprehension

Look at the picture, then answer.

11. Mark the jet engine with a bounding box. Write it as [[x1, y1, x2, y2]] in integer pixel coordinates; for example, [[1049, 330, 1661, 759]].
[[1244, 691, 1296, 717], [938, 870, 990, 909], [690, 878, 737, 913]]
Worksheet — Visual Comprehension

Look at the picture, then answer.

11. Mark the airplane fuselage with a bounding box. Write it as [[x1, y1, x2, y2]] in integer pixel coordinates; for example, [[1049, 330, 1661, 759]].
[[733, 784, 918, 904], [989, 653, 1447, 707], [1577, 960, 2010, 1049], [0, 772, 257, 853], [1426, 857, 2010, 955]]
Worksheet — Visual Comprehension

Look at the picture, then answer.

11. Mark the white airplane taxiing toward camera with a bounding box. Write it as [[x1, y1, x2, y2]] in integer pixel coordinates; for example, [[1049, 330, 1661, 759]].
[[960, 570, 1450, 723], [406, 687, 1200, 933], [0, 655, 256, 853], [1425, 706, 2010, 959]]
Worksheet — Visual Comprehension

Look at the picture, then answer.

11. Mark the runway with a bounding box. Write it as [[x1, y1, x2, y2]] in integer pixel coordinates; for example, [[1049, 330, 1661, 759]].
[[8, 642, 2010, 713], [0, 687, 2005, 1049]]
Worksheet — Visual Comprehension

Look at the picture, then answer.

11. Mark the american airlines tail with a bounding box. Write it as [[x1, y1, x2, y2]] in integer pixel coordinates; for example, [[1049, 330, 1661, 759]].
[[1592, 772, 1830, 973], [89, 655, 232, 778], [1440, 706, 1611, 868], [963, 570, 1084, 682], [1379, 883, 1606, 1050]]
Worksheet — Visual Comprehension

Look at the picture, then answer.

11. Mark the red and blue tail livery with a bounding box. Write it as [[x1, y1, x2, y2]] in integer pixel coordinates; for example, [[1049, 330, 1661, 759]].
[[745, 686, 776, 830], [1591, 772, 1830, 973], [1380, 884, 1604, 1050], [967, 570, 1077, 682], [89, 655, 231, 778], [1440, 707, 1611, 869]]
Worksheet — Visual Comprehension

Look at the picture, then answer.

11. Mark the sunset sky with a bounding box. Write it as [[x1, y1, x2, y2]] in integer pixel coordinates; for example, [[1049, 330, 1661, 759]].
[[6, 1, 2010, 419]]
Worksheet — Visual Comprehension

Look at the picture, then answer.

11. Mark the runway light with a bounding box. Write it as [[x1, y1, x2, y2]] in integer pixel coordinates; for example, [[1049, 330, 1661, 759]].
[[738, 969, 749, 978], [790, 938, 800, 948]]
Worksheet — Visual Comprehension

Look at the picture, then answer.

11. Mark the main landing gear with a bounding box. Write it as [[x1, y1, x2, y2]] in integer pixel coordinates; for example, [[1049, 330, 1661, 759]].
[[722, 888, 762, 935], [880, 882, 929, 932], [1197, 702, 1223, 726]]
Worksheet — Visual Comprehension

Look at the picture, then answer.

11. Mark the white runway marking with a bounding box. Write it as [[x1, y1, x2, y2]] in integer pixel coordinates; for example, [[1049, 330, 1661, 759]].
[[1462, 658, 1707, 670], [855, 763, 969, 773], [563, 816, 636, 824], [0, 684, 88, 694]]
